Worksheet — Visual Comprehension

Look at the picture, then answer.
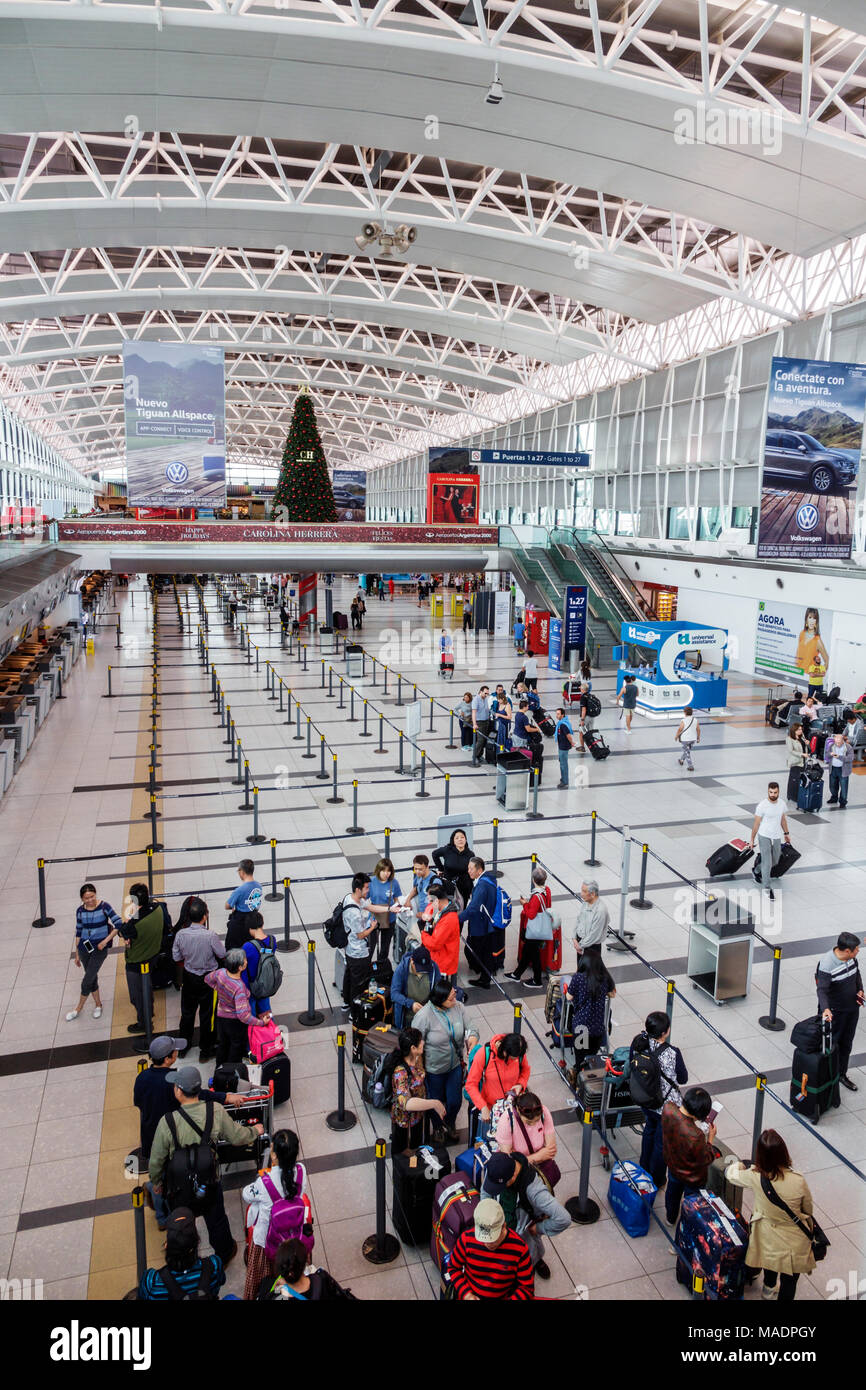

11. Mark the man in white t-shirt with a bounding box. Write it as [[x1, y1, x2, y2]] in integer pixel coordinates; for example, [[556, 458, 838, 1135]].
[[748, 782, 792, 900]]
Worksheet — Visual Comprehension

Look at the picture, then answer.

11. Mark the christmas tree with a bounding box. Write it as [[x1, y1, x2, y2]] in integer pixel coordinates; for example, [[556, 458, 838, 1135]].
[[273, 387, 337, 522]]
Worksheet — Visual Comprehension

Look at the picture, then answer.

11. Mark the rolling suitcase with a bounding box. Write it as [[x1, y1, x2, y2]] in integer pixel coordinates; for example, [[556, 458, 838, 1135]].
[[790, 1019, 840, 1124], [706, 838, 753, 878], [484, 735, 498, 766], [752, 841, 801, 882], [430, 1174, 480, 1270], [585, 730, 610, 761], [786, 765, 802, 801], [797, 771, 823, 813], [259, 1051, 291, 1105], [350, 988, 391, 1062], [391, 1145, 451, 1245], [538, 714, 556, 738], [705, 1139, 744, 1217], [675, 1191, 748, 1300]]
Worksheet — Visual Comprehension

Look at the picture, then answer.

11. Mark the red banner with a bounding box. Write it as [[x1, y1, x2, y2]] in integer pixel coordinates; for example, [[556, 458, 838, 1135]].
[[57, 520, 498, 545]]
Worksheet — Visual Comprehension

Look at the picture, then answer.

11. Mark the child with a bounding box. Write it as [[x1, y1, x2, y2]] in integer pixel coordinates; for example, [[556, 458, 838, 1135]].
[[513, 616, 525, 654]]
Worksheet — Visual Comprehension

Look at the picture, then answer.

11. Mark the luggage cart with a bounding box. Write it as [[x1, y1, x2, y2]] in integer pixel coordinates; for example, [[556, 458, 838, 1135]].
[[217, 1084, 274, 1171]]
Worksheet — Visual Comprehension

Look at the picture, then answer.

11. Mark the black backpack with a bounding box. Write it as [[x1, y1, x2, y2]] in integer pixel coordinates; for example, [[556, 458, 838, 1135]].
[[249, 940, 283, 999], [164, 1101, 220, 1212], [628, 1035, 672, 1109], [584, 693, 602, 719], [323, 901, 349, 949], [158, 1258, 217, 1301]]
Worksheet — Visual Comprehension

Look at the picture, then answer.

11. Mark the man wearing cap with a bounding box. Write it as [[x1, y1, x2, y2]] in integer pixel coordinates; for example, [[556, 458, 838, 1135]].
[[391, 944, 441, 1029], [149, 1065, 264, 1265], [133, 1037, 244, 1228], [449, 1198, 535, 1300], [480, 1150, 570, 1280]]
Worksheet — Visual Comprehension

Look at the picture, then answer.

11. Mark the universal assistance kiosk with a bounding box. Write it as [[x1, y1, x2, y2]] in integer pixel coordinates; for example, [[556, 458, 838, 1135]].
[[614, 620, 729, 719]]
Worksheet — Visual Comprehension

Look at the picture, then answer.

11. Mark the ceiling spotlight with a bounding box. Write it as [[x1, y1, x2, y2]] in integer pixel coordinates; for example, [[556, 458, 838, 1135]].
[[486, 65, 504, 106], [354, 221, 382, 251]]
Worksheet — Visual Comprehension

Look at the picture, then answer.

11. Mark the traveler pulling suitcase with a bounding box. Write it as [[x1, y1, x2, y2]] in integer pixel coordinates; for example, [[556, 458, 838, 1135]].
[[790, 1018, 841, 1124], [751, 841, 801, 883], [675, 1191, 748, 1299], [391, 1145, 451, 1245], [705, 838, 753, 878]]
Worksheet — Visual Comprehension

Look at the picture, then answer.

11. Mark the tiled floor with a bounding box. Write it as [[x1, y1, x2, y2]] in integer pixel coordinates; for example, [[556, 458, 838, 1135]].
[[1, 576, 864, 1301]]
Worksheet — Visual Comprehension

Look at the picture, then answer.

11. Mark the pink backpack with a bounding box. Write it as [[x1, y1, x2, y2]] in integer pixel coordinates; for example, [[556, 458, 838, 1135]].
[[248, 1018, 284, 1064], [261, 1172, 314, 1261]]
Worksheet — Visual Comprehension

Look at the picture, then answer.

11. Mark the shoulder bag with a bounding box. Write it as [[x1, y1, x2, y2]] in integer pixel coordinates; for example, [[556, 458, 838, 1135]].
[[524, 891, 560, 942], [511, 1108, 561, 1191], [759, 1174, 829, 1261]]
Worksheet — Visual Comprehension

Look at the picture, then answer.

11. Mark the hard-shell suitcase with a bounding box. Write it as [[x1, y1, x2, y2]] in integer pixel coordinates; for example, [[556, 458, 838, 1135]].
[[484, 735, 498, 766], [391, 1145, 451, 1245], [790, 1020, 840, 1124], [334, 611, 348, 631], [585, 730, 610, 761], [752, 842, 801, 882], [350, 988, 391, 1062], [259, 1051, 291, 1105], [786, 766, 802, 801], [540, 926, 562, 974], [706, 838, 753, 878], [675, 1191, 748, 1300], [704, 1139, 744, 1217], [430, 1173, 480, 1270], [538, 715, 556, 738], [361, 1025, 401, 1101]]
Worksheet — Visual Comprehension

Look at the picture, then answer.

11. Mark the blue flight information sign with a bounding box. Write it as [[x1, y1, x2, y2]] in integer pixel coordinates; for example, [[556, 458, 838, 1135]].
[[470, 449, 590, 467], [548, 618, 563, 672], [564, 585, 588, 655]]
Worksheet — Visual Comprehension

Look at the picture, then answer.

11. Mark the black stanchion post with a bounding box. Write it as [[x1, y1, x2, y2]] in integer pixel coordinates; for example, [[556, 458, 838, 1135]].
[[56, 668, 65, 699], [346, 780, 365, 836], [371, 658, 377, 688], [328, 666, 334, 698], [239, 759, 253, 811], [446, 710, 456, 749], [104, 665, 114, 699], [277, 878, 300, 954], [316, 735, 328, 780], [384, 827, 391, 860], [32, 857, 55, 928], [565, 1108, 601, 1224], [491, 818, 502, 879], [294, 705, 302, 741], [278, 680, 284, 713], [255, 646, 260, 673], [327, 754, 344, 804], [415, 749, 430, 798], [226, 720, 236, 764], [285, 687, 292, 726], [303, 644, 307, 672], [360, 700, 371, 737], [269, 664, 277, 700], [234, 742, 244, 785], [338, 678, 345, 711], [666, 978, 675, 1032], [146, 845, 154, 898], [443, 772, 450, 815], [132, 1188, 148, 1284], [265, 839, 283, 901], [349, 686, 356, 722], [115, 615, 121, 649], [303, 717, 315, 759], [326, 1030, 358, 1131], [584, 809, 600, 866], [759, 947, 785, 1031], [513, 1001, 523, 1036], [149, 794, 163, 852], [375, 713, 386, 755], [320, 659, 326, 688], [362, 1139, 401, 1264], [247, 787, 266, 844], [428, 697, 434, 733], [396, 674, 403, 706], [298, 941, 325, 1027], [140, 961, 153, 1053], [396, 731, 404, 775], [527, 766, 543, 819], [630, 844, 653, 909], [384, 666, 389, 695], [751, 1075, 767, 1160], [223, 705, 232, 744]]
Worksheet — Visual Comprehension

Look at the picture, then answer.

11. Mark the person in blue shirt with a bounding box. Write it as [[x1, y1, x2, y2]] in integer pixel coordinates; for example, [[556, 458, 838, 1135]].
[[242, 918, 278, 1017], [513, 617, 525, 653], [491, 687, 513, 751], [512, 700, 541, 750], [66, 882, 124, 1023], [137, 1207, 226, 1301], [364, 857, 403, 966], [224, 859, 264, 950], [403, 854, 435, 943], [458, 856, 499, 989], [391, 944, 442, 1029], [553, 707, 575, 789]]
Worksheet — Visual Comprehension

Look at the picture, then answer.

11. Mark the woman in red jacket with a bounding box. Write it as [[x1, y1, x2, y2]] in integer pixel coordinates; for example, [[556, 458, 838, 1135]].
[[423, 880, 461, 979], [465, 1032, 530, 1126], [506, 867, 561, 985]]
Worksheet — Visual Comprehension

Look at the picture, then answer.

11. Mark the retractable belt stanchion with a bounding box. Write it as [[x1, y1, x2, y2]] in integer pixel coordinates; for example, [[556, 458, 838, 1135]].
[[362, 1140, 400, 1264], [326, 754, 344, 805], [297, 941, 325, 1027], [415, 749, 430, 798], [32, 857, 55, 928], [346, 780, 365, 836], [317, 735, 328, 780], [247, 787, 266, 844], [265, 839, 283, 901], [564, 1109, 601, 1225], [132, 1188, 148, 1285], [630, 844, 653, 909], [277, 879, 299, 954], [326, 1030, 358, 1132], [759, 948, 785, 1031], [375, 713, 386, 754], [584, 809, 600, 867]]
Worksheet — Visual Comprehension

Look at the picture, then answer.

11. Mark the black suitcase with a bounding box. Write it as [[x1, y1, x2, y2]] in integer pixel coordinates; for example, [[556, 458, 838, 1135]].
[[484, 736, 498, 766], [585, 731, 610, 761], [213, 1061, 249, 1092], [392, 1146, 452, 1245], [259, 1051, 291, 1105], [538, 715, 555, 738], [351, 989, 391, 1062], [706, 838, 753, 878], [752, 842, 801, 882], [790, 1021, 840, 1124], [786, 766, 802, 802]]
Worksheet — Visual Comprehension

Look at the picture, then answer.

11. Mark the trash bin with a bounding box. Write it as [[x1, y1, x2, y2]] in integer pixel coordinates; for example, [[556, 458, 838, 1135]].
[[452, 596, 464, 622], [345, 643, 364, 681], [496, 751, 530, 811], [319, 625, 335, 655], [687, 895, 754, 1004]]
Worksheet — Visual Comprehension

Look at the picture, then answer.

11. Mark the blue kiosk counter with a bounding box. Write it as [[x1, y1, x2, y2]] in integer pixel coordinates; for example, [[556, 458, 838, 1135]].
[[614, 621, 730, 719]]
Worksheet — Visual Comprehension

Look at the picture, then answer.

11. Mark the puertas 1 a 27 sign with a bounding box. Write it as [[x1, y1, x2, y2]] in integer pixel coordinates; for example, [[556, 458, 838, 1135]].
[[122, 341, 227, 509], [470, 449, 590, 467]]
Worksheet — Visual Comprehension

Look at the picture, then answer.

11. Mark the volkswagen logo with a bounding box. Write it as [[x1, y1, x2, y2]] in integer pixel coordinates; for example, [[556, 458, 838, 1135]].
[[165, 461, 189, 485], [796, 502, 819, 531]]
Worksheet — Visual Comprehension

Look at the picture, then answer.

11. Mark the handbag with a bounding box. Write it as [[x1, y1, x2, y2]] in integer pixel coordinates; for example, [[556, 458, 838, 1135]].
[[759, 1174, 829, 1262], [511, 1108, 561, 1191], [524, 892, 555, 942]]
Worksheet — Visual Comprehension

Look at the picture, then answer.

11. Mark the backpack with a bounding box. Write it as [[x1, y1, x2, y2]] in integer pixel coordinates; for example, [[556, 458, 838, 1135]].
[[363, 1051, 394, 1109], [157, 1258, 217, 1302], [261, 1172, 315, 1261], [584, 693, 601, 719], [323, 900, 349, 949], [628, 1035, 673, 1108], [488, 884, 512, 931], [249, 940, 283, 999], [164, 1101, 220, 1212]]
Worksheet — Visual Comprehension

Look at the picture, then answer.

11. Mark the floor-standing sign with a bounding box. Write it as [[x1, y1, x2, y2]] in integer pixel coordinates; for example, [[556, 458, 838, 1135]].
[[548, 618, 563, 672], [493, 590, 511, 637], [298, 573, 317, 630], [405, 700, 422, 773], [525, 608, 550, 656], [564, 585, 588, 659]]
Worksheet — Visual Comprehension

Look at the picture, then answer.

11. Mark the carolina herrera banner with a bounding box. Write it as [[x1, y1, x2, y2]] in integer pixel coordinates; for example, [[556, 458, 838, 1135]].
[[57, 521, 499, 545]]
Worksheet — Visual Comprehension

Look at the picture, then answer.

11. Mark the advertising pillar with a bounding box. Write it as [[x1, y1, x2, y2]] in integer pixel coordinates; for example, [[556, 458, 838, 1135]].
[[298, 573, 317, 631], [548, 618, 563, 672], [525, 608, 550, 656]]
